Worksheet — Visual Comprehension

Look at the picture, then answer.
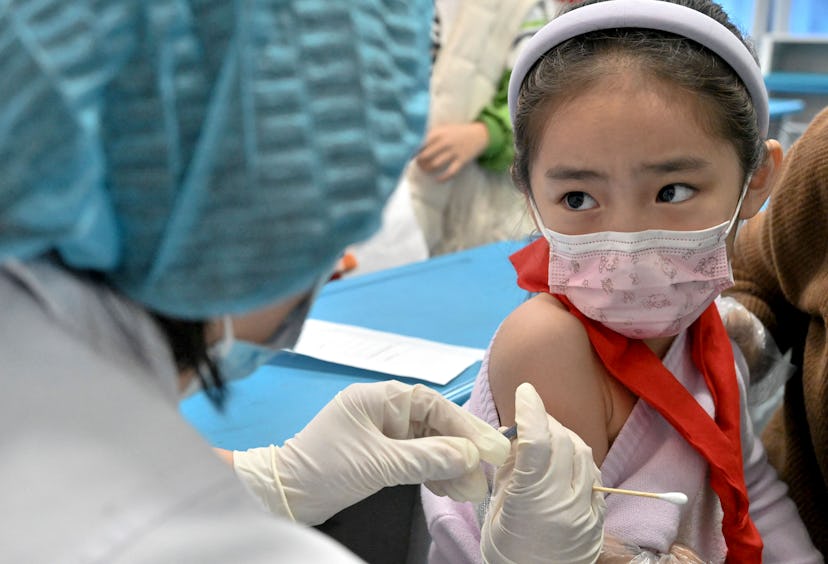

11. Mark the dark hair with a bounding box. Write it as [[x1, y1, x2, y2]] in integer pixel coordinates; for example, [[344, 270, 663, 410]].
[[511, 0, 765, 196], [53, 253, 228, 409], [150, 313, 227, 409]]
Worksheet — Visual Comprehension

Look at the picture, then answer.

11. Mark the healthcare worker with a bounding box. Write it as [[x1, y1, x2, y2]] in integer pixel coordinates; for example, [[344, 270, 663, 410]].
[[0, 1, 604, 562]]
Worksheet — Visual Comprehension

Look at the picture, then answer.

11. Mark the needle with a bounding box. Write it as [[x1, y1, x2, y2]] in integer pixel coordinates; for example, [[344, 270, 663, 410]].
[[500, 425, 688, 506]]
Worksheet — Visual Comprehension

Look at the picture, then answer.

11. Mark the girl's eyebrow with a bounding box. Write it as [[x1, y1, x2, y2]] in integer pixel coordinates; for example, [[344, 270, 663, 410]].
[[544, 166, 606, 181], [638, 156, 712, 174], [544, 157, 712, 181]]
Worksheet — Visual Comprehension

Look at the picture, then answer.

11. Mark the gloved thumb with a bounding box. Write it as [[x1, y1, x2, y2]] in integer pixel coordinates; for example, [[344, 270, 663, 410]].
[[425, 466, 489, 502], [386, 435, 483, 494], [407, 384, 510, 466], [511, 383, 563, 485]]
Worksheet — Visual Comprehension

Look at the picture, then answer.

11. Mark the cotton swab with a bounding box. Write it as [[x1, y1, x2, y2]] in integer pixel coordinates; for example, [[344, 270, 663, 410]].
[[593, 486, 688, 505], [499, 425, 688, 506]]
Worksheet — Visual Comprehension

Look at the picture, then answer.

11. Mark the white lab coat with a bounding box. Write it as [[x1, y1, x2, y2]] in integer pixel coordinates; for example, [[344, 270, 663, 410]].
[[0, 259, 361, 563]]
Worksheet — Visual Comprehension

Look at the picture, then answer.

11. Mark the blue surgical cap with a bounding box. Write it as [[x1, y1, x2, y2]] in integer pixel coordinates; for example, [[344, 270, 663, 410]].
[[0, 0, 431, 319]]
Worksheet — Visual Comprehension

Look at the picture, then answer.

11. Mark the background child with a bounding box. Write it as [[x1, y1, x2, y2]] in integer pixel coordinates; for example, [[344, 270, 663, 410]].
[[422, 0, 822, 561], [405, 1, 567, 256]]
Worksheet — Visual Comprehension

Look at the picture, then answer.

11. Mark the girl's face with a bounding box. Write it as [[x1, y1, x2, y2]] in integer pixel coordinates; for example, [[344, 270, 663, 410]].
[[529, 70, 745, 235]]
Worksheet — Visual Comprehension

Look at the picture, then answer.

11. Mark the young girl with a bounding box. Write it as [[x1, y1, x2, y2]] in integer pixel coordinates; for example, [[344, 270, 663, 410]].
[[421, 0, 822, 562]]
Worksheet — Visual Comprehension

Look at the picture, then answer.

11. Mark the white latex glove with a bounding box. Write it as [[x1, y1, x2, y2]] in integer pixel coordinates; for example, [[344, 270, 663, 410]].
[[481, 383, 606, 564], [233, 380, 510, 526]]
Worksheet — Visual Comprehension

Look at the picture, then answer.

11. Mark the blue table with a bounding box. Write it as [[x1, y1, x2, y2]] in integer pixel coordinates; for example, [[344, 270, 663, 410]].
[[181, 239, 530, 449], [768, 97, 807, 118], [766, 73, 828, 96]]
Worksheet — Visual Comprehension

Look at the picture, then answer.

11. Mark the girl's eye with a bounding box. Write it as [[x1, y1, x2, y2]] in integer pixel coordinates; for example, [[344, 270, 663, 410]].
[[657, 184, 696, 203], [562, 191, 597, 210]]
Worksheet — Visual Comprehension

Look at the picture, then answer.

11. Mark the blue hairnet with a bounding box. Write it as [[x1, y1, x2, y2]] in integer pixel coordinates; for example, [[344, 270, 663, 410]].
[[1, 0, 431, 319]]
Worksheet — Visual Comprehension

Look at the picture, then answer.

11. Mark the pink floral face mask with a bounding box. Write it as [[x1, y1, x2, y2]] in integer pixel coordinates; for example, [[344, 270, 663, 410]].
[[531, 182, 748, 339]]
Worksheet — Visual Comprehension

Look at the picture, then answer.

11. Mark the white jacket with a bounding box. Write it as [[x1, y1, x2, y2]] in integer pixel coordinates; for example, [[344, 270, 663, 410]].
[[407, 0, 539, 255]]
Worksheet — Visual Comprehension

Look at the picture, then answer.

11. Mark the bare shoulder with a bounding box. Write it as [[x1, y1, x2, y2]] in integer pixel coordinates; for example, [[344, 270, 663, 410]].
[[489, 294, 613, 463]]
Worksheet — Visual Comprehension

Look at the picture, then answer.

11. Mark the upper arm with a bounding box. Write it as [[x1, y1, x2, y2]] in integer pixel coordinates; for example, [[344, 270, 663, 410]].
[[488, 295, 612, 464]]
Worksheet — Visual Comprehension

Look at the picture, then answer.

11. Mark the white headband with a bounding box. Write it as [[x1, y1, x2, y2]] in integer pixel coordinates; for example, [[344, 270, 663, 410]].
[[508, 0, 769, 137]]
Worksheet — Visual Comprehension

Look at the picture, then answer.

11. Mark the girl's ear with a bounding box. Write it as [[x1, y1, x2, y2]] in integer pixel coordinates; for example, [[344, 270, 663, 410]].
[[740, 139, 783, 219]]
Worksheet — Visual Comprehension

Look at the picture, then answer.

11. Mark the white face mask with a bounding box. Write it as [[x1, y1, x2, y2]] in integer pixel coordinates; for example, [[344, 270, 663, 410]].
[[200, 265, 337, 393], [208, 301, 308, 384], [181, 285, 319, 399], [182, 304, 309, 399], [531, 180, 748, 339]]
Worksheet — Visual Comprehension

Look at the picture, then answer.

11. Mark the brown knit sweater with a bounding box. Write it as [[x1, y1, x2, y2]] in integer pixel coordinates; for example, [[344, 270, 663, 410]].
[[727, 107, 828, 556]]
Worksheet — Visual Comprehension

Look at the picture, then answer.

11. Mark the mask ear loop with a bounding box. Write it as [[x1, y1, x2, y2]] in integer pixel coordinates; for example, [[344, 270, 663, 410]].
[[721, 174, 753, 241], [527, 195, 552, 242], [209, 315, 235, 359]]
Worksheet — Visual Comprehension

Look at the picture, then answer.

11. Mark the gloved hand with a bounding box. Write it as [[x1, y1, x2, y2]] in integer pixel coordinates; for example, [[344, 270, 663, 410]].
[[233, 380, 510, 526], [415, 122, 490, 181], [481, 382, 606, 564]]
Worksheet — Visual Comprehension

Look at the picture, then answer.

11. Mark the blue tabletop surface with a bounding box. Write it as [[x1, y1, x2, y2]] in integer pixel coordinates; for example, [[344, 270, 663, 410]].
[[181, 239, 530, 449]]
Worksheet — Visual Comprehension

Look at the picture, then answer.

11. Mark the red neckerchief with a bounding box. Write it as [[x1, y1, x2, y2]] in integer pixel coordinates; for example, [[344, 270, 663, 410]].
[[510, 238, 763, 562]]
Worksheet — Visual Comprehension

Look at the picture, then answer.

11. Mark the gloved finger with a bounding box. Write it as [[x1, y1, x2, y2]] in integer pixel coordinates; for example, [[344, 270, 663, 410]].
[[510, 382, 562, 486], [408, 384, 510, 466], [544, 412, 590, 489], [425, 465, 489, 502], [384, 435, 482, 487], [547, 415, 605, 518], [567, 430, 603, 510], [424, 479, 450, 498], [490, 447, 516, 496]]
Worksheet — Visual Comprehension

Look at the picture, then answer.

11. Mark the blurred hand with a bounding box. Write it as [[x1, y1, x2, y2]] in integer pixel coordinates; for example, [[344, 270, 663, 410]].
[[415, 122, 489, 181]]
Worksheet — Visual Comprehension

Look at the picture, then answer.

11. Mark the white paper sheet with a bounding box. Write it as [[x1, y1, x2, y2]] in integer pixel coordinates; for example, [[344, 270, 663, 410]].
[[291, 319, 485, 385]]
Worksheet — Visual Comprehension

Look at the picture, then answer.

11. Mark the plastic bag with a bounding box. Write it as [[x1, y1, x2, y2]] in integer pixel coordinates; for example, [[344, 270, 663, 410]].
[[599, 536, 708, 563], [716, 296, 795, 413]]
